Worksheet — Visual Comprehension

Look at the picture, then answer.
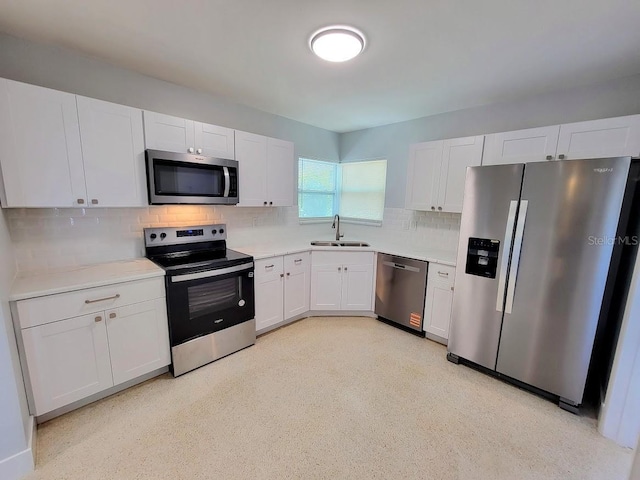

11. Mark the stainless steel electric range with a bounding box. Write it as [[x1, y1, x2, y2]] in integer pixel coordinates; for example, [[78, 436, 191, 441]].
[[144, 224, 255, 376]]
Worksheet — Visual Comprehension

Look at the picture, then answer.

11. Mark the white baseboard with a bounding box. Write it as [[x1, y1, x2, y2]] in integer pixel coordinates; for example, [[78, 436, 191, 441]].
[[0, 416, 35, 480]]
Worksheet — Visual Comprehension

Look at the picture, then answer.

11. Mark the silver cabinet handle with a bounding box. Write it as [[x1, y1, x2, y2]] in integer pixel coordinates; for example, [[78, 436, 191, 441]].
[[338, 267, 341, 271], [269, 201, 273, 205], [438, 206, 442, 211], [265, 264, 274, 269], [286, 272, 290, 276], [558, 154, 566, 160], [263, 201, 268, 206], [431, 206, 435, 211], [188, 147, 195, 153], [196, 148, 202, 154], [280, 273, 284, 278], [109, 312, 117, 319], [546, 155, 553, 160], [344, 267, 348, 271], [496, 201, 518, 312], [85, 294, 120, 304], [77, 198, 85, 204], [294, 259, 303, 264], [505, 200, 528, 314], [91, 199, 99, 205], [437, 271, 448, 277], [95, 316, 102, 322]]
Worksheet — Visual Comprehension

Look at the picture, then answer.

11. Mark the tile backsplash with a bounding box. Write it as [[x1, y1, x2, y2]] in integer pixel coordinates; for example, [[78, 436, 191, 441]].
[[6, 206, 460, 274]]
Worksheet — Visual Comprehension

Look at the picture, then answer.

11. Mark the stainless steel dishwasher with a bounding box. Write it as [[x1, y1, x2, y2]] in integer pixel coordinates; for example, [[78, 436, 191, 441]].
[[375, 254, 428, 333]]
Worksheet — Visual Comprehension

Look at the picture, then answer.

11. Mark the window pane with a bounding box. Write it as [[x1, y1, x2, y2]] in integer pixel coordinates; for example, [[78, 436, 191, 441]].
[[339, 160, 387, 221], [299, 192, 335, 218], [299, 159, 336, 192]]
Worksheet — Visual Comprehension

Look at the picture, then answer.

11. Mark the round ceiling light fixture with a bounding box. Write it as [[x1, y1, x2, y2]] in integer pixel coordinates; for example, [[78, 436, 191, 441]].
[[309, 25, 366, 63]]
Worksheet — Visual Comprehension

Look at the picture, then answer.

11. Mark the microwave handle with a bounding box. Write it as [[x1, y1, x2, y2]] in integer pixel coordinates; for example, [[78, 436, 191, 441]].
[[223, 166, 230, 198]]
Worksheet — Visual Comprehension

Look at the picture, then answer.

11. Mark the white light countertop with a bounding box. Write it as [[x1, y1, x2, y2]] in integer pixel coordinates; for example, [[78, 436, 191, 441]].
[[234, 240, 457, 267], [10, 258, 165, 301]]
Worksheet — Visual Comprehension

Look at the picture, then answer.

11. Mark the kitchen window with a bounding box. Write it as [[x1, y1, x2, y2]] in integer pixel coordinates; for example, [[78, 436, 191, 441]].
[[298, 158, 387, 224]]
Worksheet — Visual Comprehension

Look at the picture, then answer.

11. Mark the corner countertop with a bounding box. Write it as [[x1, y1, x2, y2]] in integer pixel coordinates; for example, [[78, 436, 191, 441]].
[[10, 258, 165, 302], [233, 240, 457, 267]]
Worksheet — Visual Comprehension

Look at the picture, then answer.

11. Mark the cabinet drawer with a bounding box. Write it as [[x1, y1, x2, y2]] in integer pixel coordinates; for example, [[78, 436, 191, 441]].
[[17, 277, 165, 329], [429, 264, 456, 286], [255, 257, 284, 282], [284, 252, 310, 274], [312, 251, 374, 266]]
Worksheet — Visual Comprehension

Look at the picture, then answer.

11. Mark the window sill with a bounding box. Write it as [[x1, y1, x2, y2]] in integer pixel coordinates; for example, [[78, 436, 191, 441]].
[[298, 217, 382, 227]]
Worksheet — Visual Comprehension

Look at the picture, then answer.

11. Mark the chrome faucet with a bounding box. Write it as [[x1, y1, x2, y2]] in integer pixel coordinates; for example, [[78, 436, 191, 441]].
[[332, 214, 344, 241]]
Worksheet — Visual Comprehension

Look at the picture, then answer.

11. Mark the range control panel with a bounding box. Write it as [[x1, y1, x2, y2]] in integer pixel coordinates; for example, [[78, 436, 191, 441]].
[[144, 224, 227, 246], [465, 237, 500, 278]]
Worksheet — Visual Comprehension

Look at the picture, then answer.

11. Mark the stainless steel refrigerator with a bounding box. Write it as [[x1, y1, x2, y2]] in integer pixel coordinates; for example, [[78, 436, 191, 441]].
[[447, 157, 632, 412]]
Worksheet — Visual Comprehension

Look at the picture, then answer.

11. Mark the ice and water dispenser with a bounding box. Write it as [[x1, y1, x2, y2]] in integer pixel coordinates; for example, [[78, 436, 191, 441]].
[[465, 237, 500, 278]]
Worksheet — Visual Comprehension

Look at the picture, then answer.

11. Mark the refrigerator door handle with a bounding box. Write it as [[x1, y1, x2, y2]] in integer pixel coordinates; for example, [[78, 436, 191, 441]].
[[496, 200, 519, 312], [505, 200, 529, 314]]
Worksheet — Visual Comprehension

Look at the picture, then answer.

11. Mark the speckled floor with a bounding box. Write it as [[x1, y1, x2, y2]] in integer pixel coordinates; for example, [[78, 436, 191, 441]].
[[25, 317, 632, 480]]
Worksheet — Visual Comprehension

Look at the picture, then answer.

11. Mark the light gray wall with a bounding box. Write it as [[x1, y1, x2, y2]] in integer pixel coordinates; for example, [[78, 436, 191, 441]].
[[0, 33, 340, 163], [341, 75, 640, 207], [0, 208, 30, 470]]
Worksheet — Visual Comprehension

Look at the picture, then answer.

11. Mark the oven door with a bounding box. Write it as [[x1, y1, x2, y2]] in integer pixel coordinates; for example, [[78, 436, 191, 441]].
[[146, 149, 238, 205], [166, 262, 255, 346]]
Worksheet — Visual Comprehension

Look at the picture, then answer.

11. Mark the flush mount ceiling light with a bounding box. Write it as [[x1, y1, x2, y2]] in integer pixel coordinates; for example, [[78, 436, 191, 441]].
[[309, 25, 366, 63]]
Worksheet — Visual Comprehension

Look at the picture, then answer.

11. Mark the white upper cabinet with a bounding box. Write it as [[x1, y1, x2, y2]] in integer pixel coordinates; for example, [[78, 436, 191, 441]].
[[77, 96, 146, 207], [143, 111, 234, 159], [438, 136, 484, 213], [194, 121, 235, 159], [405, 140, 443, 211], [0, 78, 85, 207], [556, 115, 640, 160], [405, 136, 484, 213], [236, 130, 294, 207], [267, 137, 295, 207], [483, 125, 560, 165], [143, 111, 195, 154]]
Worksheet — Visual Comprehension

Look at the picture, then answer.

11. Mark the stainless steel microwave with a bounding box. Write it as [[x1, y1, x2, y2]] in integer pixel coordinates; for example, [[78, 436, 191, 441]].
[[146, 149, 239, 205]]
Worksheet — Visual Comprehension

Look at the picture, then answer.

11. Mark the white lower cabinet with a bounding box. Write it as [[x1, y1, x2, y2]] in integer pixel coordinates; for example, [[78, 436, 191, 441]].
[[423, 264, 456, 343], [106, 298, 170, 385], [255, 253, 311, 331], [15, 277, 169, 416], [21, 313, 114, 415], [310, 251, 375, 311]]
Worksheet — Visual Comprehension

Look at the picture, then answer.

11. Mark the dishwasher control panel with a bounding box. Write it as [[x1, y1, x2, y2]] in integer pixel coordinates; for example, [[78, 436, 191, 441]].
[[465, 237, 500, 278]]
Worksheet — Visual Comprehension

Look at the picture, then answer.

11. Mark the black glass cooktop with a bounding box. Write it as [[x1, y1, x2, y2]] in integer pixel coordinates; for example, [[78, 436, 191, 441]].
[[148, 248, 252, 273]]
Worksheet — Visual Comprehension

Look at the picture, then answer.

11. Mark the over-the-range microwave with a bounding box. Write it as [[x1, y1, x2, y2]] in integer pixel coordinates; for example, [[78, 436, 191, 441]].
[[145, 149, 239, 205]]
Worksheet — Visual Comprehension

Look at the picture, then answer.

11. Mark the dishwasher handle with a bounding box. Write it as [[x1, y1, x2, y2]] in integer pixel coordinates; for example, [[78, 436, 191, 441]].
[[382, 261, 421, 273]]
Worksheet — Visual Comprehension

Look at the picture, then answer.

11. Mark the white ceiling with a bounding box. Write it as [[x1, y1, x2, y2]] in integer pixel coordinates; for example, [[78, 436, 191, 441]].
[[1, 0, 639, 133]]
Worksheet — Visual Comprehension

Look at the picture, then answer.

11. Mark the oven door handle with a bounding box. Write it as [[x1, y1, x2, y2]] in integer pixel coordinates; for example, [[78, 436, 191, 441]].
[[170, 262, 254, 283]]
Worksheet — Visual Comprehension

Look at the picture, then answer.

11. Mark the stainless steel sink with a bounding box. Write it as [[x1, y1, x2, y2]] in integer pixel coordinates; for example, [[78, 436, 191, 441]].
[[339, 241, 370, 247], [310, 240, 370, 247]]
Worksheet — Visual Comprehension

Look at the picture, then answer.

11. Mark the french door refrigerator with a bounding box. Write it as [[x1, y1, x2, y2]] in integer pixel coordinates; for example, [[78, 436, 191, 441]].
[[447, 157, 632, 412]]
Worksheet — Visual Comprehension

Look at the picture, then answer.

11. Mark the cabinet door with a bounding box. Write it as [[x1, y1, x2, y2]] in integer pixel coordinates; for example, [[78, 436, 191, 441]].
[[310, 264, 343, 310], [21, 313, 113, 415], [266, 137, 294, 206], [105, 299, 170, 385], [424, 265, 456, 342], [556, 115, 640, 160], [255, 258, 284, 330], [341, 264, 374, 310], [77, 96, 146, 207], [284, 253, 310, 319], [438, 136, 484, 213], [194, 121, 235, 159], [483, 125, 560, 165], [236, 131, 268, 206], [0, 79, 85, 207], [405, 140, 443, 211], [143, 111, 195, 154]]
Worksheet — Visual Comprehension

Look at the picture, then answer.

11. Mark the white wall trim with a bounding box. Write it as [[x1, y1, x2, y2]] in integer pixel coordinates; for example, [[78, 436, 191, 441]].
[[0, 415, 35, 480]]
